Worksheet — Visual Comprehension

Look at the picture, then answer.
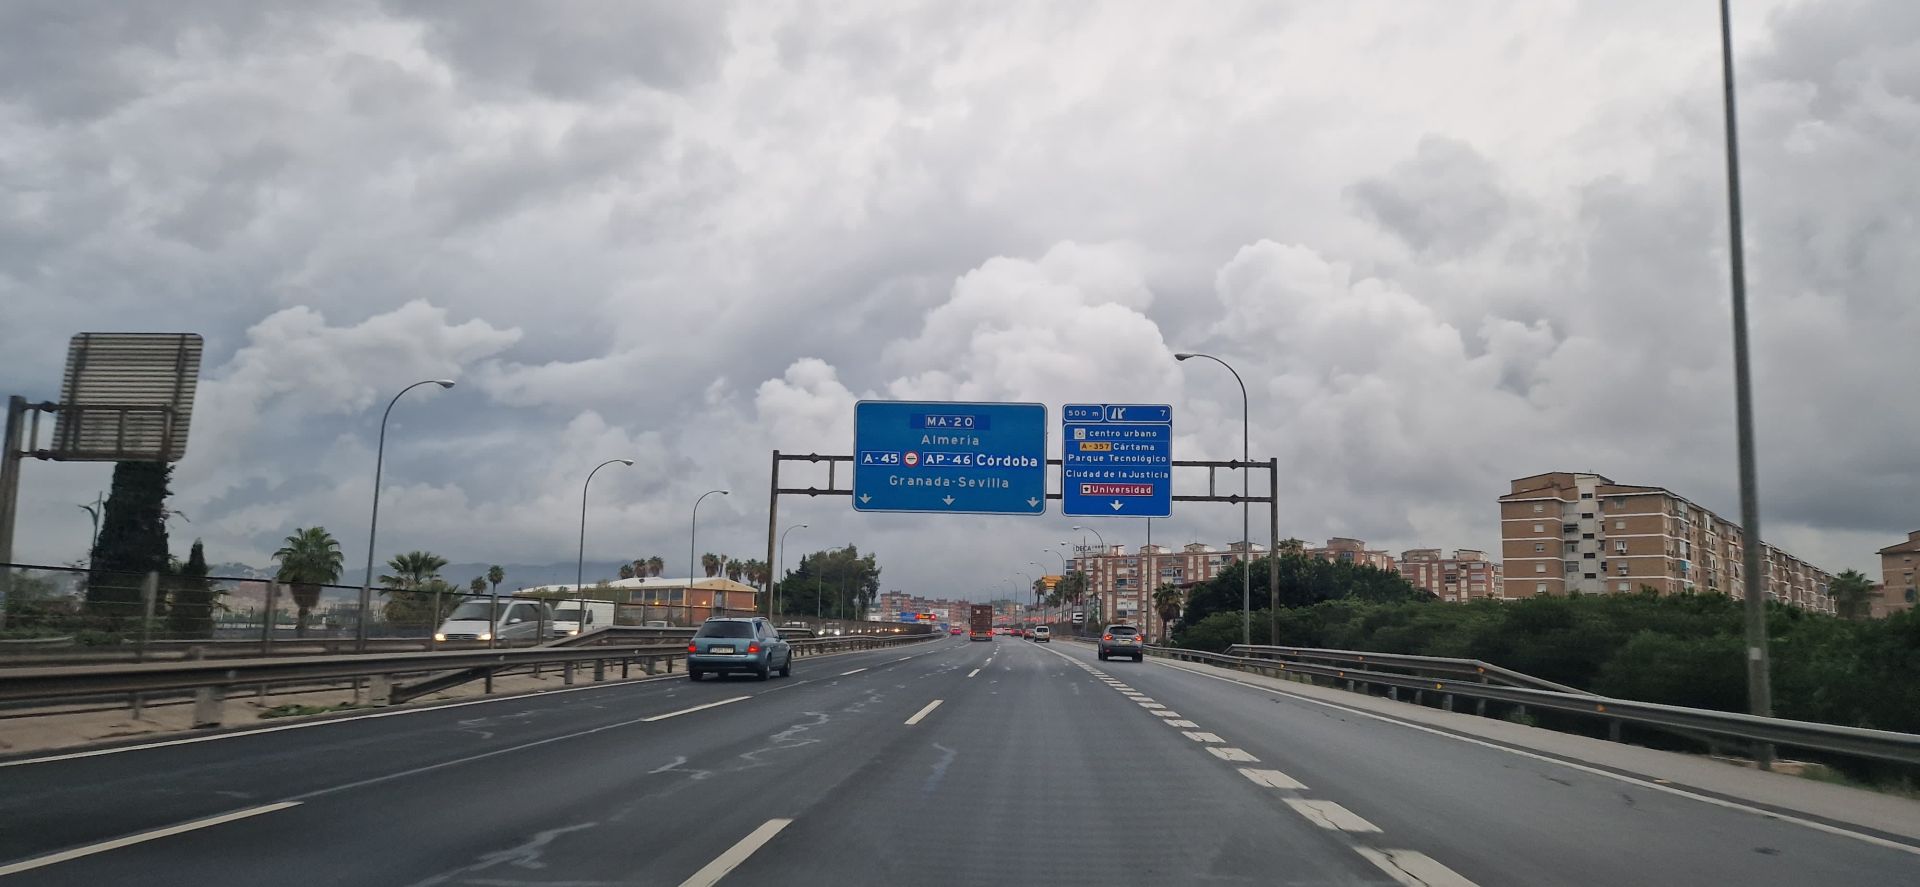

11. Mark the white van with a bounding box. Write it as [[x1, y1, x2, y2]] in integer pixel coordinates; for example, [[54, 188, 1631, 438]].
[[549, 600, 618, 636], [434, 599, 551, 643]]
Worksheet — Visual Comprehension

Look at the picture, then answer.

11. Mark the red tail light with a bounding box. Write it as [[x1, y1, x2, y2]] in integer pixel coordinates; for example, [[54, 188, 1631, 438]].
[[748, 643, 761, 654], [1103, 634, 1114, 641], [687, 643, 697, 653]]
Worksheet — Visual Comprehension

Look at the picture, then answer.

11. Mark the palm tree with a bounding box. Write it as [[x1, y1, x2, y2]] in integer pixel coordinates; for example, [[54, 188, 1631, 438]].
[[647, 556, 664, 577], [1830, 569, 1877, 621], [487, 565, 504, 595], [701, 552, 721, 578], [1278, 538, 1306, 556], [469, 576, 487, 595], [618, 563, 635, 580], [273, 527, 343, 637], [1152, 582, 1185, 641], [379, 550, 448, 591], [724, 558, 745, 582]]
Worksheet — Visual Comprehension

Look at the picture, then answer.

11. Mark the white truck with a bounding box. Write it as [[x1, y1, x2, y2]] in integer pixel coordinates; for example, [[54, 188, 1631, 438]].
[[547, 600, 618, 636], [434, 599, 552, 643]]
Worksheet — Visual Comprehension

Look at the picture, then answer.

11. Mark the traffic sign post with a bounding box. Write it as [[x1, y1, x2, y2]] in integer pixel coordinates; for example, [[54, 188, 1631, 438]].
[[853, 401, 1047, 515], [1061, 403, 1171, 517]]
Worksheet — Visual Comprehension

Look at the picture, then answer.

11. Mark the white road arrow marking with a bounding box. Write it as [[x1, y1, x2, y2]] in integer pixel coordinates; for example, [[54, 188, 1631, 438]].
[[1110, 500, 1124, 510], [942, 495, 955, 506]]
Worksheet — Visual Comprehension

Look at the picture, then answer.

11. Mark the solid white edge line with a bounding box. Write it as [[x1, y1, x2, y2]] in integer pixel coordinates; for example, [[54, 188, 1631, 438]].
[[0, 640, 937, 769], [1283, 797, 1382, 833], [1353, 847, 1479, 887], [675, 817, 793, 887], [0, 801, 301, 877], [839, 668, 867, 676], [966, 668, 981, 678], [1165, 661, 1920, 857], [904, 699, 943, 726], [641, 696, 750, 722]]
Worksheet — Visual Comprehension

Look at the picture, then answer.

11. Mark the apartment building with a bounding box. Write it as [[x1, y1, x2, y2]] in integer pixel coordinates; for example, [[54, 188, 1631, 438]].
[[1398, 549, 1503, 602], [1069, 540, 1264, 625], [1306, 538, 1396, 572], [1498, 472, 1834, 612], [1875, 530, 1920, 618]]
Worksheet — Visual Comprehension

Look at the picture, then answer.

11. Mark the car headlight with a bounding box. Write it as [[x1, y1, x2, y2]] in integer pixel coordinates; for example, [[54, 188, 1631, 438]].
[[433, 633, 447, 642], [478, 632, 492, 641]]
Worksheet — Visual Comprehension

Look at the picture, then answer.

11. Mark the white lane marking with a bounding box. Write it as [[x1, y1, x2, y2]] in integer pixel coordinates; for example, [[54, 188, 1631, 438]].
[[1207, 747, 1258, 762], [1353, 847, 1479, 887], [839, 668, 868, 676], [676, 818, 793, 887], [1164, 719, 1199, 728], [1182, 731, 1226, 743], [1284, 798, 1382, 833], [641, 696, 751, 722], [966, 668, 982, 678], [904, 699, 944, 726], [0, 640, 943, 770], [1137, 702, 1166, 709], [0, 802, 301, 877], [1238, 768, 1308, 790], [1149, 710, 1181, 718], [895, 656, 915, 662], [1166, 664, 1920, 859]]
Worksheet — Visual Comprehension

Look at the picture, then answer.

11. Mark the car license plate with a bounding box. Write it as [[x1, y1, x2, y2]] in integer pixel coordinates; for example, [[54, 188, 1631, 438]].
[[710, 646, 733, 654]]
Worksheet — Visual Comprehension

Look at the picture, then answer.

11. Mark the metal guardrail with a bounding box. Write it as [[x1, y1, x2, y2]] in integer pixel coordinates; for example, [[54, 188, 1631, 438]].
[[1151, 645, 1920, 767], [1225, 644, 1590, 695], [0, 632, 940, 727]]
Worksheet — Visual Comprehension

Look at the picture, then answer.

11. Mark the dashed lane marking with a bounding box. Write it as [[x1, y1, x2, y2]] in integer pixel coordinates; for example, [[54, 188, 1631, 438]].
[[904, 699, 944, 726], [641, 696, 750, 722], [0, 802, 302, 877], [675, 818, 793, 887], [1149, 710, 1181, 718], [1182, 731, 1225, 743], [1207, 747, 1258, 762], [967, 668, 981, 678], [1353, 847, 1479, 887], [1238, 768, 1308, 790], [1284, 798, 1382, 833], [1164, 719, 1200, 728]]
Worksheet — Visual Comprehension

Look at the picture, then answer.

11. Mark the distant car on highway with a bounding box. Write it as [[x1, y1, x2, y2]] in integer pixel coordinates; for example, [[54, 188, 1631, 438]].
[[687, 617, 792, 681], [949, 626, 964, 635], [1020, 628, 1032, 639], [1097, 624, 1144, 662], [1031, 626, 1050, 643]]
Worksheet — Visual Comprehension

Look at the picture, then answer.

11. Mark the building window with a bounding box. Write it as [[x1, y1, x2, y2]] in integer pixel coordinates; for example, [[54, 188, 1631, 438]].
[[1533, 503, 1544, 513], [1582, 533, 1594, 540], [1581, 512, 1594, 520], [1563, 523, 1578, 534], [1535, 564, 1546, 574], [1614, 519, 1626, 531], [1532, 523, 1545, 533], [1536, 582, 1548, 593], [1534, 543, 1545, 553], [1614, 541, 1628, 553], [1563, 561, 1578, 574], [1584, 573, 1597, 580], [1617, 582, 1629, 592], [1617, 564, 1629, 576]]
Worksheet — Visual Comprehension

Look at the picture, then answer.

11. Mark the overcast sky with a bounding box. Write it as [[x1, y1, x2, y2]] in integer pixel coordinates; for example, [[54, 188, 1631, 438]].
[[4, 0, 1915, 598]]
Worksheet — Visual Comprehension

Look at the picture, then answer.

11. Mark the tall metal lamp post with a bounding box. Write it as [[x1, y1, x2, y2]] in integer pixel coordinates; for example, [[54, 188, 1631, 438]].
[[1175, 351, 1251, 646], [689, 489, 729, 623], [575, 458, 634, 638], [777, 523, 808, 624], [357, 379, 455, 650]]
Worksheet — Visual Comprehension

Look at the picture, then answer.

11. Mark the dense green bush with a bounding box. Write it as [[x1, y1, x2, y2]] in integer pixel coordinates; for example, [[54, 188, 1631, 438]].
[[1173, 592, 1920, 734]]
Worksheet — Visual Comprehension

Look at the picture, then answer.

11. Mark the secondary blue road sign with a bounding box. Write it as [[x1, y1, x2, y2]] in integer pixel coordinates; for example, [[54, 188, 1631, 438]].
[[1062, 403, 1172, 517], [853, 400, 1047, 515]]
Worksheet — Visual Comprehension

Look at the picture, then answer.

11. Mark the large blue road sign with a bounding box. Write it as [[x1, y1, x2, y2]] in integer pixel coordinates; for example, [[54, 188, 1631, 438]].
[[853, 400, 1047, 515], [1062, 403, 1172, 517]]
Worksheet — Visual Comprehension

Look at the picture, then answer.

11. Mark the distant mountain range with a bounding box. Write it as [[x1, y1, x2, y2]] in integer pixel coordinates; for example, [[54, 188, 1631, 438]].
[[198, 561, 635, 590]]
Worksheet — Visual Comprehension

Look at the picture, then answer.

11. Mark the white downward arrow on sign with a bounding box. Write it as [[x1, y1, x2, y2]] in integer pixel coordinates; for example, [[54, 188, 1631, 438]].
[[1110, 500, 1124, 510], [1027, 498, 1039, 507], [942, 495, 956, 506], [858, 494, 871, 504]]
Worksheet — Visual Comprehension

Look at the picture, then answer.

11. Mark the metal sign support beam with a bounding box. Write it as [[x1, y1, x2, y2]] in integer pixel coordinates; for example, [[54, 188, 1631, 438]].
[[766, 450, 1282, 633]]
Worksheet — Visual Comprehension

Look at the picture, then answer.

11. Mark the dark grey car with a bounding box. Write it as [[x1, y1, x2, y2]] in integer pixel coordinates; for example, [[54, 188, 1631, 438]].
[[1097, 623, 1144, 661], [687, 617, 793, 681]]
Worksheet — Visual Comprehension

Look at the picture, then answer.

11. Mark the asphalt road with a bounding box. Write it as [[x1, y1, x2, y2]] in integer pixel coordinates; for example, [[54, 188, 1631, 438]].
[[0, 635, 1913, 885]]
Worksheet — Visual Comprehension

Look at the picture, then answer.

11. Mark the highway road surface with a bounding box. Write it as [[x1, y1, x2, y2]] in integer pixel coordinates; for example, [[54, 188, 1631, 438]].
[[1, 635, 1915, 885]]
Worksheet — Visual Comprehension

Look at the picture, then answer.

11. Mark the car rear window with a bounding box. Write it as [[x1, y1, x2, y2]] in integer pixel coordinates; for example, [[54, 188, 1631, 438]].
[[1108, 626, 1139, 635], [696, 621, 755, 639]]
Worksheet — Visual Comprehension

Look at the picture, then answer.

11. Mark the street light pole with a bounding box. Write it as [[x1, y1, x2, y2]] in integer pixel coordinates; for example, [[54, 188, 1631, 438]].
[[1717, 0, 1773, 768], [777, 523, 808, 624], [576, 458, 634, 639], [357, 379, 454, 651], [1072, 525, 1106, 624], [1176, 351, 1251, 646], [689, 489, 729, 624]]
